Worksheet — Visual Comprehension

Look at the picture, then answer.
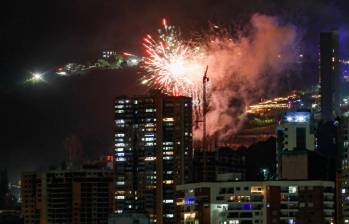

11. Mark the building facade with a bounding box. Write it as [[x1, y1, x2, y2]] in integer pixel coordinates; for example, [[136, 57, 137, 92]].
[[193, 147, 245, 182], [176, 181, 335, 224], [319, 31, 340, 121], [276, 111, 316, 180], [21, 169, 114, 224], [114, 91, 193, 223]]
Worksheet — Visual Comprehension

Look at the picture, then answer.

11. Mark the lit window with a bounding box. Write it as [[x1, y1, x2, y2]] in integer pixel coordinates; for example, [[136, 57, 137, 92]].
[[145, 157, 156, 161], [163, 180, 174, 184], [116, 181, 125, 185], [163, 117, 174, 122], [116, 119, 125, 124], [288, 186, 297, 194], [116, 196, 125, 200], [163, 199, 174, 203]]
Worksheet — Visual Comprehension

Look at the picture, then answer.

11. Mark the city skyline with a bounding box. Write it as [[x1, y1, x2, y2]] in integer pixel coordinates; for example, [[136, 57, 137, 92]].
[[1, 1, 349, 223], [1, 0, 349, 183]]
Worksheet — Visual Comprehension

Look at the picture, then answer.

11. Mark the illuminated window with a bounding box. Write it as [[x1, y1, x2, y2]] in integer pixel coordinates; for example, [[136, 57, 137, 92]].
[[163, 180, 174, 184], [229, 221, 239, 224], [163, 151, 173, 155], [163, 199, 173, 203], [288, 186, 297, 194], [163, 117, 174, 122], [145, 157, 156, 161], [251, 186, 263, 193], [116, 119, 125, 124], [116, 196, 125, 200], [116, 181, 125, 185]]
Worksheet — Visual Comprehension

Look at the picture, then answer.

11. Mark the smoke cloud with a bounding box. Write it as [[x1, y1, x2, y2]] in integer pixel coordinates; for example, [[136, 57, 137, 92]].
[[195, 13, 299, 140]]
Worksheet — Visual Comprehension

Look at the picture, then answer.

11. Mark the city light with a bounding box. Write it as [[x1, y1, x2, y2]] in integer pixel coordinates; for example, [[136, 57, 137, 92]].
[[246, 93, 297, 114], [284, 112, 310, 123], [26, 72, 44, 83]]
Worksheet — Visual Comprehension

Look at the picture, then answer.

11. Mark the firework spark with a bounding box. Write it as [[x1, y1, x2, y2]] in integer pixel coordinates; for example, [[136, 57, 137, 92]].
[[141, 18, 206, 98]]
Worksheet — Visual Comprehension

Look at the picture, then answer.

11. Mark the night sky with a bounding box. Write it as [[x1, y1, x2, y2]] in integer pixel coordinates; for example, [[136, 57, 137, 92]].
[[1, 0, 349, 182]]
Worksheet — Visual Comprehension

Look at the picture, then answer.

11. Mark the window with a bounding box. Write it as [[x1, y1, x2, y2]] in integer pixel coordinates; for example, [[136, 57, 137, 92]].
[[296, 127, 306, 149], [288, 186, 297, 194]]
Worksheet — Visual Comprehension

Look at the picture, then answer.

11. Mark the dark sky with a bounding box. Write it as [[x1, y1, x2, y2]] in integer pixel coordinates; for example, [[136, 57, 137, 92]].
[[1, 0, 349, 182]]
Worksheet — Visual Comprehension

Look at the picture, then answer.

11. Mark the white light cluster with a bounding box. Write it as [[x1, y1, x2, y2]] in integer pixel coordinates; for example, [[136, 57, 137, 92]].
[[285, 115, 307, 123]]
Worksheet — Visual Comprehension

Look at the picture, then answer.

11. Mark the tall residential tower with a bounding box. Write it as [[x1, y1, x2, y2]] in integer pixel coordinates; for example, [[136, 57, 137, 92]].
[[114, 91, 192, 224], [319, 31, 340, 121]]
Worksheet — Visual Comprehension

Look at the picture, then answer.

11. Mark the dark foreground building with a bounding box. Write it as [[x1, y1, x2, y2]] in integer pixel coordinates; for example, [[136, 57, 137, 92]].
[[193, 147, 245, 182], [21, 169, 114, 224], [319, 31, 340, 121]]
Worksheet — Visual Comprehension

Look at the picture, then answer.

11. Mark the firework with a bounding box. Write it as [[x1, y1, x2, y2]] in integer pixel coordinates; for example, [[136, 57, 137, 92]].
[[141, 18, 206, 98]]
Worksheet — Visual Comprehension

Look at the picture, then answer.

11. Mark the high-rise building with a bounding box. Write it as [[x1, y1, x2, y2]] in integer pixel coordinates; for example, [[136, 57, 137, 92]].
[[320, 31, 340, 121], [176, 181, 335, 224], [114, 91, 192, 224], [276, 111, 316, 179], [338, 116, 349, 223], [21, 169, 114, 224]]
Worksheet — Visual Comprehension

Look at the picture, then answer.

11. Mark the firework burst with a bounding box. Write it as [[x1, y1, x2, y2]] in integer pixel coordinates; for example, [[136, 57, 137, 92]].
[[141, 18, 206, 99]]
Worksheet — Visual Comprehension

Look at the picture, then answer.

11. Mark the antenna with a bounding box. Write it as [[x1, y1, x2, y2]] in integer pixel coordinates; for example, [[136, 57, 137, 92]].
[[203, 65, 209, 152], [202, 65, 209, 181]]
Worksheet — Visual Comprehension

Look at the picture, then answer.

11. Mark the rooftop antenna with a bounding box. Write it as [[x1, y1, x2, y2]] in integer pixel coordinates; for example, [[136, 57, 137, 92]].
[[203, 65, 209, 180]]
